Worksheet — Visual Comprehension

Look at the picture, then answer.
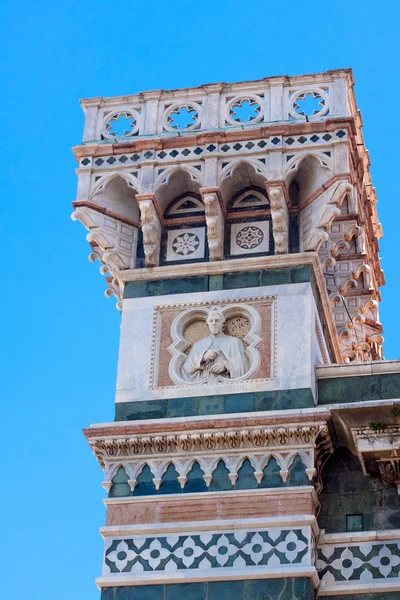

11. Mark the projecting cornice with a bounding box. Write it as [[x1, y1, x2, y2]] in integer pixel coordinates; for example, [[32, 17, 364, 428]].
[[72, 117, 356, 161]]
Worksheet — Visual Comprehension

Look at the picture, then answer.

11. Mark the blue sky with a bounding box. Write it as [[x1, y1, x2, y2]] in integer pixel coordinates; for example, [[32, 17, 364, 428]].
[[1, 1, 399, 598]]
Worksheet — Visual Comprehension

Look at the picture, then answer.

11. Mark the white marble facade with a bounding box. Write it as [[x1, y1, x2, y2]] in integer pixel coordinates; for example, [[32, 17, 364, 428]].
[[115, 282, 328, 404]]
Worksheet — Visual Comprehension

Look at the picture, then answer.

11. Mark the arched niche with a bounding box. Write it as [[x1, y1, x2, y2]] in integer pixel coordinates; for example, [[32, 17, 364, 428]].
[[156, 169, 207, 264], [92, 175, 140, 223], [220, 161, 268, 210], [220, 161, 273, 258], [155, 168, 203, 216], [287, 155, 333, 207]]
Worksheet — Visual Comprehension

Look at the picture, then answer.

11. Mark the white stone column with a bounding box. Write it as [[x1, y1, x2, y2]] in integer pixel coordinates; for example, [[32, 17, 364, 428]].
[[332, 78, 348, 116], [143, 99, 159, 135], [82, 99, 101, 142], [270, 82, 285, 122]]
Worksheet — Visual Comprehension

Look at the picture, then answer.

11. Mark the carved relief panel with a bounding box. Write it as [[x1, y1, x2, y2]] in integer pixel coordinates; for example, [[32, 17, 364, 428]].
[[151, 299, 275, 392]]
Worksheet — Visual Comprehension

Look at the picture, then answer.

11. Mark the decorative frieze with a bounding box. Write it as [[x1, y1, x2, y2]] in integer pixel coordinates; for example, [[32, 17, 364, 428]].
[[317, 531, 400, 595], [86, 422, 332, 494], [101, 524, 314, 585], [77, 129, 348, 170], [90, 424, 330, 465]]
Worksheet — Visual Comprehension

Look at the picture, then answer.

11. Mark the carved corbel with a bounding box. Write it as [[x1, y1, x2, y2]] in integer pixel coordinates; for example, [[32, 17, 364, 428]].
[[137, 195, 161, 267], [71, 202, 139, 308], [352, 263, 372, 290], [304, 180, 353, 252], [268, 186, 289, 254], [378, 460, 400, 495], [330, 239, 350, 258], [201, 189, 224, 261], [338, 321, 384, 363], [344, 224, 362, 243], [71, 204, 137, 271], [339, 278, 357, 294]]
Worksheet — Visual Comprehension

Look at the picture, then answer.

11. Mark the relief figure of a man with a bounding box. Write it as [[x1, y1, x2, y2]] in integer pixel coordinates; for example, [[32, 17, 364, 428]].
[[182, 308, 248, 383]]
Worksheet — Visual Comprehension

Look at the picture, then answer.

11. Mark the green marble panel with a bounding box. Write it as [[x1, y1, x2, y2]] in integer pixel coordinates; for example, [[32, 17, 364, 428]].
[[114, 389, 315, 421], [100, 577, 315, 600], [123, 265, 313, 299], [318, 373, 400, 405]]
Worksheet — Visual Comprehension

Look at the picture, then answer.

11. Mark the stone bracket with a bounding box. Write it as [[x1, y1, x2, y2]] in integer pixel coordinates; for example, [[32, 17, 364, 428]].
[[265, 182, 289, 254], [200, 187, 225, 261], [137, 194, 161, 267]]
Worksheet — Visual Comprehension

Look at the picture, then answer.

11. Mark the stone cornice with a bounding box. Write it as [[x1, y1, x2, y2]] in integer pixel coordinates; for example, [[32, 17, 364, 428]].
[[99, 513, 319, 537], [85, 422, 332, 468], [118, 250, 316, 282], [316, 359, 400, 379], [72, 117, 355, 160], [84, 410, 331, 438]]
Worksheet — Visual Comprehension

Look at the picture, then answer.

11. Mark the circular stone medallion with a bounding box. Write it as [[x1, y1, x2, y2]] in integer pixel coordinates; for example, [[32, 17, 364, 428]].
[[236, 226, 264, 250], [172, 232, 200, 256]]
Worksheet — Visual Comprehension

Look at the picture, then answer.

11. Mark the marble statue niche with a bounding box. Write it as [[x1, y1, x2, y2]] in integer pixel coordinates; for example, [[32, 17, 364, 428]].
[[182, 308, 248, 382], [167, 303, 263, 386]]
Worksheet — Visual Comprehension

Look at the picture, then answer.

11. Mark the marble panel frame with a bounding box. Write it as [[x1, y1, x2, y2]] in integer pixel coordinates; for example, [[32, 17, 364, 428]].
[[115, 282, 325, 403]]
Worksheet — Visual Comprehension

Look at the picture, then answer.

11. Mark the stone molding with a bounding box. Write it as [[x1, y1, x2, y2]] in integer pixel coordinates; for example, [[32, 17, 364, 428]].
[[316, 360, 400, 379], [88, 423, 331, 466], [104, 487, 319, 526], [85, 422, 333, 494], [102, 449, 316, 493]]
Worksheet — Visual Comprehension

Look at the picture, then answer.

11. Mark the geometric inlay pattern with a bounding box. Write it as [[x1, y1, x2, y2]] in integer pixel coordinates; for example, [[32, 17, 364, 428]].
[[172, 232, 200, 256], [80, 131, 346, 168], [230, 221, 270, 256], [236, 226, 264, 250], [104, 528, 310, 574], [318, 541, 400, 585]]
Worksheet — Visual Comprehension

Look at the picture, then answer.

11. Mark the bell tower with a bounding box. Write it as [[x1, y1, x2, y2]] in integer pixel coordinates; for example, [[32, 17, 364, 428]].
[[73, 70, 400, 600]]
